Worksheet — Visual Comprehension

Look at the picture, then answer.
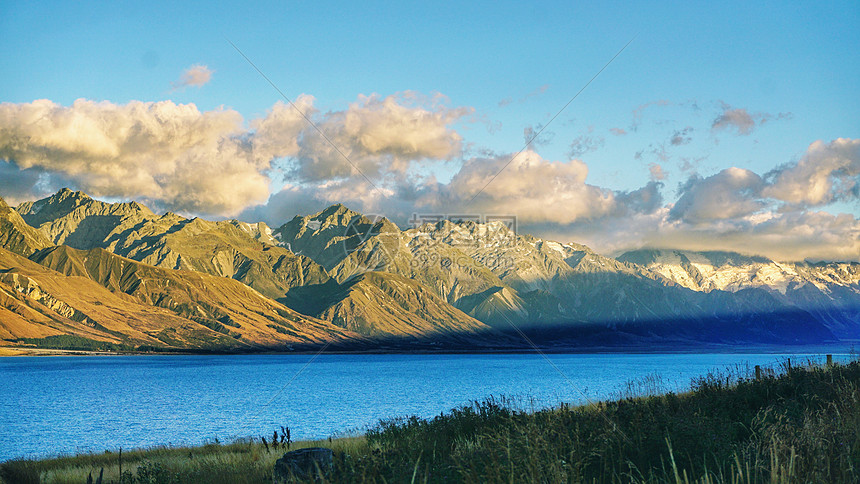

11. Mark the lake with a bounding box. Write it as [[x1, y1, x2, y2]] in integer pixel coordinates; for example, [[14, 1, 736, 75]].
[[0, 351, 851, 462]]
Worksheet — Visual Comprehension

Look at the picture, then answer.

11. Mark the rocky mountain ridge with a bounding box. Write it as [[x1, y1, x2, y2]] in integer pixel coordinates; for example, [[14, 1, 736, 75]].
[[1, 189, 857, 351], [274, 204, 857, 344]]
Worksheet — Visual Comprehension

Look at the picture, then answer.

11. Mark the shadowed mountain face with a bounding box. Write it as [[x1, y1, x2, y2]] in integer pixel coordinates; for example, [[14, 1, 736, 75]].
[[285, 271, 491, 340], [1, 189, 857, 351], [618, 249, 860, 339]]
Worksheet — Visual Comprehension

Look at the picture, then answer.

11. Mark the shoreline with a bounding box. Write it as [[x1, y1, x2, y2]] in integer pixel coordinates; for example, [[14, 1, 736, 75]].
[[1, 342, 856, 357]]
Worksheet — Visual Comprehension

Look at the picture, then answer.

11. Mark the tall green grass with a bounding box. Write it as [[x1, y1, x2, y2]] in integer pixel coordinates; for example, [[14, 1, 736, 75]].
[[3, 357, 858, 483], [350, 358, 859, 483]]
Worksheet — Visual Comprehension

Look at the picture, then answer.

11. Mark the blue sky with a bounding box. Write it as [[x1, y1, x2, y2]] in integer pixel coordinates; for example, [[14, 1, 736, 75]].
[[1, 1, 858, 260]]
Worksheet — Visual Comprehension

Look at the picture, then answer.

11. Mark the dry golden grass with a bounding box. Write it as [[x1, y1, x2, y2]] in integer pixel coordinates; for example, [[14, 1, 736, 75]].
[[4, 436, 368, 484], [0, 346, 28, 356]]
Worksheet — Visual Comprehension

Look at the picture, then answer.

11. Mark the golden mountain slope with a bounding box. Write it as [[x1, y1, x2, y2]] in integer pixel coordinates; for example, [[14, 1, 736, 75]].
[[0, 247, 234, 347], [111, 216, 329, 300], [17, 189, 330, 301], [28, 245, 357, 347], [276, 205, 517, 311], [15, 192, 498, 342], [2, 191, 361, 350]]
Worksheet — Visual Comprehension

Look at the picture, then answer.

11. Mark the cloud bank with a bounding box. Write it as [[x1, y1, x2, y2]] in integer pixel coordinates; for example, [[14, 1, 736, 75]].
[[0, 98, 293, 214], [0, 95, 856, 262], [242, 137, 860, 263], [0, 93, 466, 216]]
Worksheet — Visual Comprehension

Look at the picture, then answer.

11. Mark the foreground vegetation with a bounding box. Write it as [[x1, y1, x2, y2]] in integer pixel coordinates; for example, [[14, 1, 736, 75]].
[[3, 358, 858, 483]]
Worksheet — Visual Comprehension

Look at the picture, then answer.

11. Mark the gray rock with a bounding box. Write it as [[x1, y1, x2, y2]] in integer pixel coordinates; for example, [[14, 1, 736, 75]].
[[273, 447, 333, 482]]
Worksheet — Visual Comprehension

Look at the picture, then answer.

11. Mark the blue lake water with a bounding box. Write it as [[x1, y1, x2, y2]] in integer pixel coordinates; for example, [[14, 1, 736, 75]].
[[0, 351, 852, 461]]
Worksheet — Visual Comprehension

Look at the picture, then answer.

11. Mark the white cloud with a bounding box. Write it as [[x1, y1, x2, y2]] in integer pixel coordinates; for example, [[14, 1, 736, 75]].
[[764, 138, 860, 207], [557, 140, 860, 261], [291, 92, 471, 182], [172, 64, 213, 90], [430, 151, 617, 224], [240, 136, 860, 262], [669, 167, 765, 223], [532, 206, 860, 263], [0, 92, 855, 263], [241, 150, 625, 227], [250, 97, 314, 162]]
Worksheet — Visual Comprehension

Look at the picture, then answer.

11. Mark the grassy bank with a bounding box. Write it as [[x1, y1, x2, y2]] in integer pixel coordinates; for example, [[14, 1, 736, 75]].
[[3, 358, 858, 483]]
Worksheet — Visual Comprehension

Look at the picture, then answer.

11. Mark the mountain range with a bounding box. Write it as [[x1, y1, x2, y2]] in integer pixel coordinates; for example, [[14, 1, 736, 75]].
[[1, 188, 857, 352]]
